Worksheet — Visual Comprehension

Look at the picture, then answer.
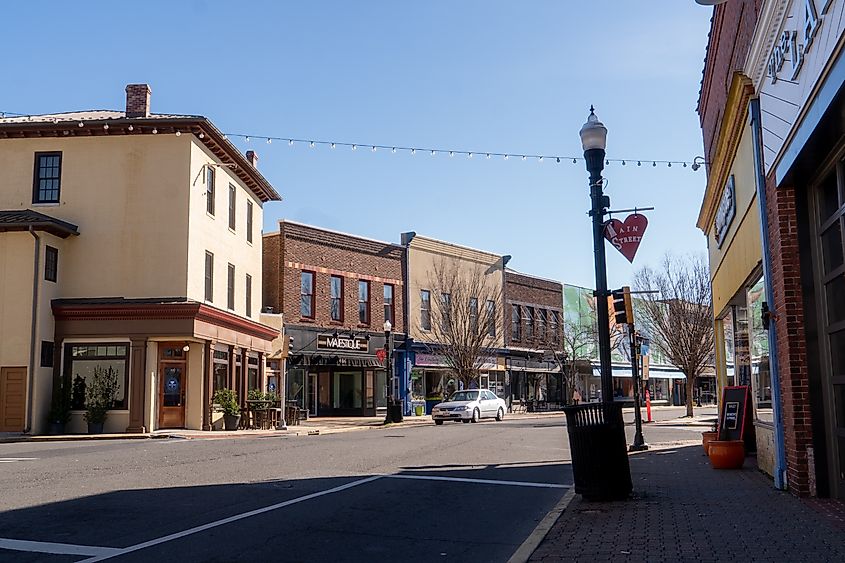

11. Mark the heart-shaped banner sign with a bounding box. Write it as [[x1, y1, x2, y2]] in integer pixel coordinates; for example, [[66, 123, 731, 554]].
[[604, 213, 648, 263]]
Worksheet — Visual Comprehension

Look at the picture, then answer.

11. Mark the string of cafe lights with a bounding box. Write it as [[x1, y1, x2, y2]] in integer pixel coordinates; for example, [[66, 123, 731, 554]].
[[223, 132, 706, 171], [0, 110, 706, 170]]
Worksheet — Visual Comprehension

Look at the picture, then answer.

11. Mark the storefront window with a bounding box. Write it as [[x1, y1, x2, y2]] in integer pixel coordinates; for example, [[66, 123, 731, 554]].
[[333, 371, 362, 409], [287, 368, 305, 408], [213, 349, 229, 393], [721, 309, 735, 386], [425, 370, 444, 401], [648, 378, 668, 401], [734, 305, 751, 387], [247, 355, 259, 392], [376, 370, 387, 408], [748, 277, 773, 422], [65, 344, 130, 410], [411, 370, 425, 401]]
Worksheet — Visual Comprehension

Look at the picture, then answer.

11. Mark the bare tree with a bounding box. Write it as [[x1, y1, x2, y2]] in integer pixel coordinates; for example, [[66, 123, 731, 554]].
[[561, 317, 598, 404], [422, 258, 504, 390], [634, 253, 714, 417]]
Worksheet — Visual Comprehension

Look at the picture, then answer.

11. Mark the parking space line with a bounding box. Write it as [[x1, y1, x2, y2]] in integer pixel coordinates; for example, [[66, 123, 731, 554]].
[[0, 458, 37, 463], [79, 475, 383, 562], [388, 474, 570, 489], [0, 538, 121, 557]]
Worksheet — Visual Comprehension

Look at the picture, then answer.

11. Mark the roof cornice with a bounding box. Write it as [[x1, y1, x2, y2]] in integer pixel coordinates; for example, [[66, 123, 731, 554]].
[[0, 116, 281, 203], [696, 73, 755, 232]]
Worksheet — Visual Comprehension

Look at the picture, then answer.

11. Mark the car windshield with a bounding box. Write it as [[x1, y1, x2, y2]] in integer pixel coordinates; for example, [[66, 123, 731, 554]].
[[449, 390, 479, 402]]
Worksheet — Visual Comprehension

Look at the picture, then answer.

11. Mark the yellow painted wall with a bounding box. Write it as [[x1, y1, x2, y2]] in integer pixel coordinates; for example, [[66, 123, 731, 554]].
[[0, 233, 34, 368], [186, 140, 264, 321], [705, 124, 762, 317], [407, 236, 505, 347], [0, 135, 191, 298]]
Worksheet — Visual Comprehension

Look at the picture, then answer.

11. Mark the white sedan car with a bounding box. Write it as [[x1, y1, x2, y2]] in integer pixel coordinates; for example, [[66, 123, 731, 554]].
[[431, 389, 507, 425]]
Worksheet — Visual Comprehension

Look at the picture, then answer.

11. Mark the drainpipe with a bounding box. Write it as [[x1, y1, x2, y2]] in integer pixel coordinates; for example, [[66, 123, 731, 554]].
[[25, 227, 41, 434], [750, 97, 788, 490]]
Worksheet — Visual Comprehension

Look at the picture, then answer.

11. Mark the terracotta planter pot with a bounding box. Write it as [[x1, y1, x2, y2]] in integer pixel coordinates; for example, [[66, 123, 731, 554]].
[[702, 431, 718, 455], [708, 440, 745, 469]]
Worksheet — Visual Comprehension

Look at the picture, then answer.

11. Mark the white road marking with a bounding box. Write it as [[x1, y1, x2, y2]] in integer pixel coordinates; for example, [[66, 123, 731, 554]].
[[388, 473, 570, 489], [79, 475, 383, 562], [0, 538, 121, 557], [0, 457, 37, 463]]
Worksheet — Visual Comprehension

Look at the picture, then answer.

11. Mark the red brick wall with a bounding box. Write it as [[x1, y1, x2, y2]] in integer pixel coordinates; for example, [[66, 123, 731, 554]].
[[505, 271, 563, 350], [697, 0, 761, 170], [262, 233, 281, 312], [766, 172, 813, 496], [267, 222, 405, 334]]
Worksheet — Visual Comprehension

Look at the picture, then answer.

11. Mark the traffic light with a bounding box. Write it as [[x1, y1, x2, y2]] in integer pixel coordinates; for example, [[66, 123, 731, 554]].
[[611, 286, 633, 326]]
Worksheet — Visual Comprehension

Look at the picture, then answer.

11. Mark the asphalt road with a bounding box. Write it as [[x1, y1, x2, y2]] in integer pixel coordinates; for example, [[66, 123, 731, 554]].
[[0, 410, 708, 563]]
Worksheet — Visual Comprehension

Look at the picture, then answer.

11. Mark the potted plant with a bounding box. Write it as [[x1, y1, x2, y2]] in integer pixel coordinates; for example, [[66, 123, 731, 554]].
[[702, 421, 718, 455], [46, 382, 71, 435], [213, 388, 241, 430], [84, 365, 119, 434], [708, 440, 745, 469]]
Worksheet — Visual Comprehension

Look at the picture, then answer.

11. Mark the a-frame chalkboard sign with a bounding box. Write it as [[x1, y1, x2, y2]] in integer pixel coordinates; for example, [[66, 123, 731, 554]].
[[718, 385, 751, 442]]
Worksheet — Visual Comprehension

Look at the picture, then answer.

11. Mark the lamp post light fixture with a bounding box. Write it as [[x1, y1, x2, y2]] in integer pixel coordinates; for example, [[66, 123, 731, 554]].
[[579, 106, 614, 406], [383, 320, 394, 423]]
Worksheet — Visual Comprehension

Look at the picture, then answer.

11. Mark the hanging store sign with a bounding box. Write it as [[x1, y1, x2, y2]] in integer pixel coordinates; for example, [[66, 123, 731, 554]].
[[604, 213, 648, 263], [317, 334, 369, 353], [714, 175, 736, 248]]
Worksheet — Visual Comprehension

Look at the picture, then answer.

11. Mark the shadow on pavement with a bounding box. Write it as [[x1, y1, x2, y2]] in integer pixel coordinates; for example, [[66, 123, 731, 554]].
[[0, 460, 572, 563]]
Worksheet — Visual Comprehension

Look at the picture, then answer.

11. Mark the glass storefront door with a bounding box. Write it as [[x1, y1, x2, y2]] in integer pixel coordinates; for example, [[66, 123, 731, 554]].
[[813, 165, 845, 497]]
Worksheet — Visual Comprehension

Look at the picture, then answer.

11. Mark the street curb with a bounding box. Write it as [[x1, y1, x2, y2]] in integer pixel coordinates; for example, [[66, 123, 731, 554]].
[[507, 487, 576, 563], [0, 433, 160, 444]]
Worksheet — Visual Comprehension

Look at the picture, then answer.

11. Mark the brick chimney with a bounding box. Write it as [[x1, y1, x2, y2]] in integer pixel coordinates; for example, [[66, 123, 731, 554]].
[[246, 150, 258, 168], [125, 84, 151, 118]]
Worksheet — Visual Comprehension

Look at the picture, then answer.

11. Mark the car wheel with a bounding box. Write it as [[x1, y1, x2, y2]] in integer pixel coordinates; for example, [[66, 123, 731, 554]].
[[471, 408, 480, 423], [496, 408, 504, 421], [434, 420, 444, 425]]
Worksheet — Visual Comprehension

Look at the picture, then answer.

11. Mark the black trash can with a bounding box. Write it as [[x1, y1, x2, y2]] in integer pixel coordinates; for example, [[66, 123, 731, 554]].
[[563, 402, 632, 501], [387, 402, 404, 423]]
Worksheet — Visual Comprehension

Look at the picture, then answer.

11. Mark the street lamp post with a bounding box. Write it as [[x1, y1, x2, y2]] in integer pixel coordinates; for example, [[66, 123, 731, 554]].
[[579, 106, 614, 405], [383, 320, 394, 423]]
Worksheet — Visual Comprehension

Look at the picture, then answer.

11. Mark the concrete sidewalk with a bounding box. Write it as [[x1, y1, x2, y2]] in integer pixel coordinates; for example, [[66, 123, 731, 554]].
[[0, 411, 568, 443], [529, 445, 845, 562]]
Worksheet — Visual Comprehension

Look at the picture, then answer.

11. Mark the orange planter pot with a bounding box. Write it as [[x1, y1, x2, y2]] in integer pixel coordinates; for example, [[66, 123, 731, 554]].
[[708, 440, 745, 469], [702, 431, 718, 455]]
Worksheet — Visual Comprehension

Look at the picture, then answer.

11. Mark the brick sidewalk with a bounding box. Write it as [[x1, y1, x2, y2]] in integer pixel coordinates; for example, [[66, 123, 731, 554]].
[[530, 445, 845, 563]]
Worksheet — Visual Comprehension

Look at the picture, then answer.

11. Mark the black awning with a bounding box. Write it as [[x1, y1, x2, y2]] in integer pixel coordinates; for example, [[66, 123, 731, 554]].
[[291, 353, 384, 368]]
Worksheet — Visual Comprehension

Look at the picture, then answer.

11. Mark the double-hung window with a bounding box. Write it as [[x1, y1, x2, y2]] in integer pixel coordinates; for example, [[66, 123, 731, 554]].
[[525, 307, 535, 339], [469, 297, 479, 333], [228, 184, 236, 231], [486, 300, 496, 337], [358, 280, 370, 324], [227, 264, 235, 310], [384, 284, 394, 326], [245, 274, 252, 317], [512, 305, 521, 341], [301, 271, 315, 318], [538, 309, 547, 341], [204, 251, 214, 302], [330, 275, 343, 322], [441, 293, 452, 331], [33, 152, 62, 204], [45, 246, 58, 282], [246, 200, 253, 243], [206, 166, 215, 215], [420, 290, 431, 331]]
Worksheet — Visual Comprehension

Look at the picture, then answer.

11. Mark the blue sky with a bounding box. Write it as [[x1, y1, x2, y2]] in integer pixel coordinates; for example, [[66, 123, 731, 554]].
[[0, 1, 712, 289]]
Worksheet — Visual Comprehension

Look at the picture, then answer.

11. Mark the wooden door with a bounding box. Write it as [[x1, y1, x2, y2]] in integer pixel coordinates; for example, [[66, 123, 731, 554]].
[[158, 361, 186, 429], [0, 367, 26, 432]]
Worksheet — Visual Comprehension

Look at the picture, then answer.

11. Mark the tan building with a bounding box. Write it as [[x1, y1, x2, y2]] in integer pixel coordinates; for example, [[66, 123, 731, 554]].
[[404, 233, 508, 412], [0, 84, 281, 435]]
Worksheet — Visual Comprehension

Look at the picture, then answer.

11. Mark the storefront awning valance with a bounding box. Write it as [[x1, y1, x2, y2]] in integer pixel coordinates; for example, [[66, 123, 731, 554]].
[[592, 366, 688, 380], [291, 353, 384, 368]]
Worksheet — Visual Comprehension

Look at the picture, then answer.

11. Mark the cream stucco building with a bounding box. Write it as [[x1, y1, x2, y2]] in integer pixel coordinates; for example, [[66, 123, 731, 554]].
[[404, 233, 508, 411], [0, 84, 281, 435]]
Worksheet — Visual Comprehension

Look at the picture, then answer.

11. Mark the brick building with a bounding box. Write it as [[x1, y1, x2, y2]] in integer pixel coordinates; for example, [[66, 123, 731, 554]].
[[504, 270, 564, 409], [263, 221, 406, 417], [698, 0, 845, 499]]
